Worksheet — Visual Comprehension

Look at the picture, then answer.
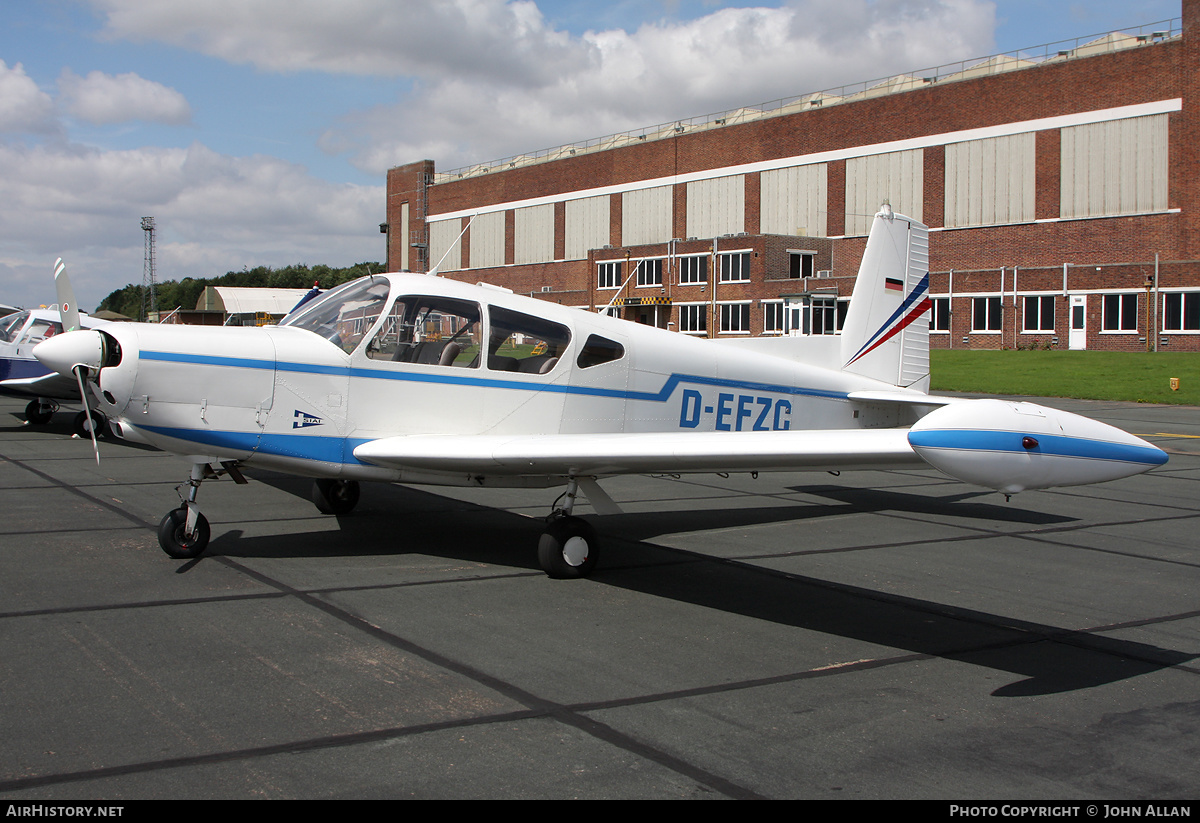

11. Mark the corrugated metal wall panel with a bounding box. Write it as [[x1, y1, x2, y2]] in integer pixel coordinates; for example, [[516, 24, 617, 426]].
[[469, 211, 505, 269], [514, 204, 554, 264], [845, 150, 923, 235], [686, 175, 744, 239], [565, 195, 610, 260], [760, 164, 827, 237], [429, 218, 462, 272], [1061, 114, 1167, 219], [945, 132, 1035, 227], [622, 186, 673, 246]]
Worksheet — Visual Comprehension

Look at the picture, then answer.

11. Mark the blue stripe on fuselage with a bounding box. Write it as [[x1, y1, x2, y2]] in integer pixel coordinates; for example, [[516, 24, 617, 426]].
[[139, 350, 850, 403]]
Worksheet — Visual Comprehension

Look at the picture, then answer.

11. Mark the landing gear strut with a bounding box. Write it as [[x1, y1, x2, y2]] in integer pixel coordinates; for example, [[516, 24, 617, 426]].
[[538, 477, 599, 578], [157, 461, 246, 559]]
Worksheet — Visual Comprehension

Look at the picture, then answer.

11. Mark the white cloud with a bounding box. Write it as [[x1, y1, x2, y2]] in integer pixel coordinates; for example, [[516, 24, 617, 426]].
[[93, 0, 588, 85], [0, 60, 58, 134], [57, 69, 192, 126], [91, 0, 997, 171], [0, 140, 383, 310], [322, 0, 998, 171]]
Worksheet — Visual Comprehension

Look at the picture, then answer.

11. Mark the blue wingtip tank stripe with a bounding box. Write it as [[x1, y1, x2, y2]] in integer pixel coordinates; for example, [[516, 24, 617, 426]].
[[907, 429, 1168, 466]]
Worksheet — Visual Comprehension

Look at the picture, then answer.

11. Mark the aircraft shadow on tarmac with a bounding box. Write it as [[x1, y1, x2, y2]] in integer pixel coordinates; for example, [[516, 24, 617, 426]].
[[211, 472, 1193, 700]]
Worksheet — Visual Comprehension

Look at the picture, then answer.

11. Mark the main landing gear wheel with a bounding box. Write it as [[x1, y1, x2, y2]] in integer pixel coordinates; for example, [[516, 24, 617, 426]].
[[158, 507, 210, 559], [25, 400, 54, 424], [311, 479, 360, 515], [73, 408, 107, 438], [538, 516, 598, 579]]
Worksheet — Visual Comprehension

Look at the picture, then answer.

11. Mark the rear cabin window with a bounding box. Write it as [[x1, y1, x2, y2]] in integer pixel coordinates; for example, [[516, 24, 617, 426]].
[[486, 306, 570, 374], [366, 296, 481, 368], [576, 334, 625, 369]]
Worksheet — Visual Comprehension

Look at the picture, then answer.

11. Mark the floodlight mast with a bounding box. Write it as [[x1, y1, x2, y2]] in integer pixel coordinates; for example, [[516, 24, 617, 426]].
[[141, 216, 158, 322]]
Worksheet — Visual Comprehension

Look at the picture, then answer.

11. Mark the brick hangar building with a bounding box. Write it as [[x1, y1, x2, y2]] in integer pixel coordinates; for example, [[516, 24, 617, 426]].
[[384, 3, 1200, 353]]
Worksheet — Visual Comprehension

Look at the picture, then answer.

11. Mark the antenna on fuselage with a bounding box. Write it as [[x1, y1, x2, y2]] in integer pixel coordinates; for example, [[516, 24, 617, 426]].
[[426, 213, 476, 277]]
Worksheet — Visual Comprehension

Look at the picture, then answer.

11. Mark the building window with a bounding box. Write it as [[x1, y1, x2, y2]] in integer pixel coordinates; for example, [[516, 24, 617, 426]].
[[789, 253, 814, 279], [1103, 294, 1138, 332], [1023, 295, 1055, 332], [719, 252, 751, 283], [929, 297, 950, 332], [763, 302, 785, 334], [636, 259, 663, 287], [972, 296, 1001, 332], [678, 255, 708, 284], [719, 303, 751, 333], [1163, 292, 1200, 331], [678, 304, 707, 334], [597, 262, 622, 289]]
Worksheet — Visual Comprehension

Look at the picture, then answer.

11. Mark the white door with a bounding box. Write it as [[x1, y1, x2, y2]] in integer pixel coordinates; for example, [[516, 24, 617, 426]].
[[1069, 294, 1087, 350]]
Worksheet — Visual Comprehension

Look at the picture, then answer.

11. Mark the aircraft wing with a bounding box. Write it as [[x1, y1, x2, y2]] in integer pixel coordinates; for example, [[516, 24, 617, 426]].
[[0, 371, 79, 400], [352, 429, 925, 477]]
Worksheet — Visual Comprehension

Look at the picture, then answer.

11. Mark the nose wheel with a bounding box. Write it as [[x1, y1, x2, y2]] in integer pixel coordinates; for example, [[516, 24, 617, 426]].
[[158, 506, 210, 559], [73, 408, 108, 438], [156, 461, 245, 559]]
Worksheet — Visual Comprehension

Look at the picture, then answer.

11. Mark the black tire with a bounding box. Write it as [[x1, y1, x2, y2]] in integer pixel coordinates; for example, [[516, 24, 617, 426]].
[[73, 409, 107, 438], [25, 400, 53, 425], [537, 516, 598, 579], [158, 508, 210, 559], [311, 479, 360, 515]]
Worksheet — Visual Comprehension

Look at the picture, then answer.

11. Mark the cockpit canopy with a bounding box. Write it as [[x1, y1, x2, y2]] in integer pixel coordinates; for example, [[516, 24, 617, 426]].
[[279, 276, 585, 375]]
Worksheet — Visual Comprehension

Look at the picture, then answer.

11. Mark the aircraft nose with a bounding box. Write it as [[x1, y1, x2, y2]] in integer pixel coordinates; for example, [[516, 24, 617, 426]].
[[34, 328, 105, 375]]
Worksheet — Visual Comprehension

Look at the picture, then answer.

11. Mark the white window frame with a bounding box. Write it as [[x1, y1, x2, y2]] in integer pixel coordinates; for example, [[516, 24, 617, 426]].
[[719, 302, 751, 334], [597, 261, 622, 290], [677, 303, 708, 335], [1163, 291, 1200, 333], [677, 255, 708, 285], [1102, 293, 1138, 333], [972, 296, 1002, 333], [718, 251, 751, 283], [1022, 295, 1055, 333], [929, 297, 950, 333]]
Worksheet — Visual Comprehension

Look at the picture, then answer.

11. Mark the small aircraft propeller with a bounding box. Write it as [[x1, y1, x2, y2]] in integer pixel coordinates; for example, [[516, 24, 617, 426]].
[[71, 363, 100, 465], [53, 258, 81, 332]]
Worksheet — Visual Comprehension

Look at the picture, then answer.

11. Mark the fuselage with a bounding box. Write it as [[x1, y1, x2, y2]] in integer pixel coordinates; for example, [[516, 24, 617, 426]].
[[80, 274, 917, 482]]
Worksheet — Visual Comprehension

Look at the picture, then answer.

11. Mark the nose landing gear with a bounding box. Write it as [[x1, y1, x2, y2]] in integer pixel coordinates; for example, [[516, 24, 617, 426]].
[[157, 461, 247, 559]]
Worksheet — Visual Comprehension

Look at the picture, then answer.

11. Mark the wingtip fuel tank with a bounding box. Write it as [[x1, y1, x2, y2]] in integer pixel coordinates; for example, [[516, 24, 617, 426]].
[[908, 399, 1167, 494]]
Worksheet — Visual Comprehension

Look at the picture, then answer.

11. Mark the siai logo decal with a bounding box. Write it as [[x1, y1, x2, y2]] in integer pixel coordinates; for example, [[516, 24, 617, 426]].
[[293, 409, 323, 429]]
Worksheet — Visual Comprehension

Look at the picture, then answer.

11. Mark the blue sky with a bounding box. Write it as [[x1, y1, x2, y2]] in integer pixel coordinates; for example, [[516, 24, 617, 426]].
[[0, 1, 1182, 311]]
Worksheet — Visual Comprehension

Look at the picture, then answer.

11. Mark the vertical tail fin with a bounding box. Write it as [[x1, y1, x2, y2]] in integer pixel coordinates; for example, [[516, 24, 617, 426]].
[[839, 205, 931, 390]]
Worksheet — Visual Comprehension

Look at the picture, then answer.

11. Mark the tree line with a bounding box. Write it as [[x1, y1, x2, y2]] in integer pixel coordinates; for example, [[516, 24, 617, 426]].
[[95, 262, 386, 319]]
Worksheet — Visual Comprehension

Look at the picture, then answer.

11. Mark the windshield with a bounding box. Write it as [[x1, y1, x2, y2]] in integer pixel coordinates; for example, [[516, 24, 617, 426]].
[[279, 277, 390, 354], [0, 311, 28, 344]]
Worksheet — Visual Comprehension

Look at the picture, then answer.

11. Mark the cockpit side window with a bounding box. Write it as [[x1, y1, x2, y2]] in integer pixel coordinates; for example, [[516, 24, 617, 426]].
[[280, 277, 390, 354], [21, 319, 63, 346], [576, 334, 625, 369], [366, 296, 481, 368], [487, 306, 571, 374]]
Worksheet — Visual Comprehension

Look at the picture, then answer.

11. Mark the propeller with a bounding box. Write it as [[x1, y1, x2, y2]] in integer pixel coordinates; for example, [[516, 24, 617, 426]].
[[72, 363, 100, 465], [53, 258, 81, 332]]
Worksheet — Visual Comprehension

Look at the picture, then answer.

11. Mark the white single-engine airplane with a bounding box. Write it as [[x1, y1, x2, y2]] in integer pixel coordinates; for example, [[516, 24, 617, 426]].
[[33, 207, 1167, 577], [1, 261, 111, 436]]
